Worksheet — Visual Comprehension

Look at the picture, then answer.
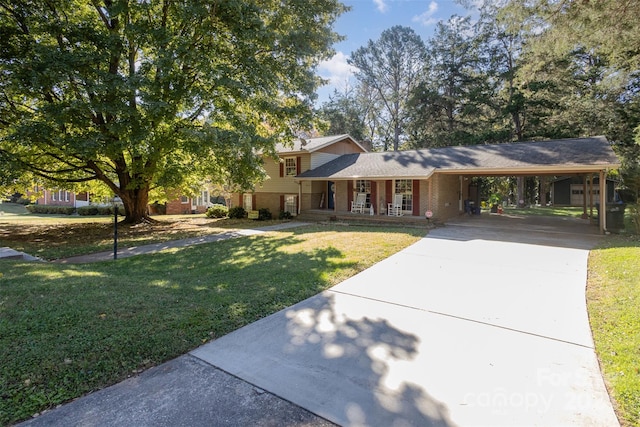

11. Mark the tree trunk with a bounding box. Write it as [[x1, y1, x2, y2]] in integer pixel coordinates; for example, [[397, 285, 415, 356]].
[[517, 176, 525, 207], [539, 176, 548, 206], [119, 186, 152, 224]]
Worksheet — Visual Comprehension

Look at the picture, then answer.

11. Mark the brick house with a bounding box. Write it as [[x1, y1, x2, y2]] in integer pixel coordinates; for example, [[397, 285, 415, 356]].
[[27, 136, 620, 232], [32, 186, 94, 207], [164, 186, 225, 215], [245, 135, 618, 232], [230, 134, 368, 216]]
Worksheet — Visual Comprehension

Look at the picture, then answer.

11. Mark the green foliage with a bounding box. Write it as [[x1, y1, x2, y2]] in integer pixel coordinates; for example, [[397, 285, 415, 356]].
[[76, 206, 124, 216], [205, 204, 228, 219], [0, 0, 346, 223], [628, 204, 640, 235], [257, 208, 272, 221], [279, 210, 293, 220], [317, 88, 368, 142], [588, 238, 640, 426], [25, 205, 75, 215], [349, 26, 427, 151], [228, 206, 246, 219], [408, 16, 489, 148]]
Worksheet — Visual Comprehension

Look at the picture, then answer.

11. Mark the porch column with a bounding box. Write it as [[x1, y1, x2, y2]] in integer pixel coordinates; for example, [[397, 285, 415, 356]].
[[599, 170, 607, 233], [428, 178, 433, 213], [459, 176, 463, 212], [582, 175, 588, 219], [589, 174, 594, 220]]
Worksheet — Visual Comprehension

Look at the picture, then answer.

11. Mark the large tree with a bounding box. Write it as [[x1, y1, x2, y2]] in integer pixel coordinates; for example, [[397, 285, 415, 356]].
[[349, 25, 426, 151], [408, 16, 488, 148], [0, 0, 345, 223]]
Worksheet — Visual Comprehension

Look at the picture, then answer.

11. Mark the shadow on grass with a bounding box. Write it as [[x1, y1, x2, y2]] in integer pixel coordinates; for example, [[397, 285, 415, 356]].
[[0, 231, 357, 425]]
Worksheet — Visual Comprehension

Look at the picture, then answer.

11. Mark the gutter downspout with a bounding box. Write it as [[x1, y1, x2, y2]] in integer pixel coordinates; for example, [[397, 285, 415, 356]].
[[297, 181, 302, 215]]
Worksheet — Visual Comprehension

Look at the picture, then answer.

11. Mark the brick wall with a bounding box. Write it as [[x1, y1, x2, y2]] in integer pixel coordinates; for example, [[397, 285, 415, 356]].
[[428, 174, 464, 221]]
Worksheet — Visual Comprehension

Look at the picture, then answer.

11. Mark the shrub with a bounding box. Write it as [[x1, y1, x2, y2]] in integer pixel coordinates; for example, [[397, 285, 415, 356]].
[[25, 205, 75, 215], [228, 206, 246, 219], [257, 208, 272, 221], [279, 210, 293, 220], [206, 204, 228, 218], [77, 206, 99, 216], [628, 204, 640, 234], [75, 205, 123, 216]]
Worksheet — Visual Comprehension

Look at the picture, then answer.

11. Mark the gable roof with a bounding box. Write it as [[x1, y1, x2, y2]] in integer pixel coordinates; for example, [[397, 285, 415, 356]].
[[275, 134, 367, 154], [296, 136, 620, 180]]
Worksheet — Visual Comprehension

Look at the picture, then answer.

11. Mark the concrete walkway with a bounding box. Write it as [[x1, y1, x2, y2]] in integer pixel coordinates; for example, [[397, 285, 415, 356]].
[[53, 222, 310, 263], [20, 216, 619, 426]]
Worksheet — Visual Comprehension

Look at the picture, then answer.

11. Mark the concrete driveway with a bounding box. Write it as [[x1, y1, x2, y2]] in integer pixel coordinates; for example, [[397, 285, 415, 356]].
[[193, 216, 619, 426]]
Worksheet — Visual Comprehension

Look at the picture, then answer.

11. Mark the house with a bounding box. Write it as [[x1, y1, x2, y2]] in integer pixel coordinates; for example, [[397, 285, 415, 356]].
[[237, 135, 620, 232], [550, 176, 617, 206], [163, 186, 225, 215], [231, 134, 368, 216], [31, 186, 95, 208]]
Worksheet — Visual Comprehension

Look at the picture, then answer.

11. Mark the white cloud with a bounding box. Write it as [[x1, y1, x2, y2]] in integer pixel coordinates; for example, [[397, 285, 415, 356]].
[[318, 51, 357, 88], [373, 0, 388, 13], [412, 1, 439, 26]]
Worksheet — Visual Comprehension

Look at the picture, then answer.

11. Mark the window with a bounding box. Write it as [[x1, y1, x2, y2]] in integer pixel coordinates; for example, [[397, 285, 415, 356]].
[[51, 191, 57, 201], [284, 195, 297, 215], [284, 157, 297, 176], [195, 190, 209, 207], [355, 179, 371, 207], [395, 179, 413, 212], [180, 196, 189, 204]]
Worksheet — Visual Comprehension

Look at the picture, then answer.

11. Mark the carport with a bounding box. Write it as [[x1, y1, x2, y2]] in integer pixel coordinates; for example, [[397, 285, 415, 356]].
[[297, 136, 621, 233]]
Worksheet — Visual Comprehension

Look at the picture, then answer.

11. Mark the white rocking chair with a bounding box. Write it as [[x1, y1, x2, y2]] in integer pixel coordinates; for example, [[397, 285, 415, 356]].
[[351, 193, 367, 213], [387, 194, 404, 216]]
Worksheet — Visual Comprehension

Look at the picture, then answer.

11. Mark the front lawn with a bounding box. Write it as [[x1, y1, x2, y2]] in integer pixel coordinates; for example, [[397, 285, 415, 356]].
[[588, 236, 640, 427], [0, 224, 424, 425], [0, 210, 285, 260]]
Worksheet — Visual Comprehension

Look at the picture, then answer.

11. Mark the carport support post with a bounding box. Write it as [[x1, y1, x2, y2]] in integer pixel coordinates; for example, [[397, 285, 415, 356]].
[[589, 174, 594, 220], [582, 175, 588, 219], [599, 170, 607, 233]]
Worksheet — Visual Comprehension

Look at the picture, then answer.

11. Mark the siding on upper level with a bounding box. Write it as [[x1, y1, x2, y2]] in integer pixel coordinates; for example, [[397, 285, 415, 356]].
[[311, 152, 340, 169]]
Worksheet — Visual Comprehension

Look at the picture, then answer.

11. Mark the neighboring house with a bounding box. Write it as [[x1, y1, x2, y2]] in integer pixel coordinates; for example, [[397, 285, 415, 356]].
[[31, 186, 95, 207], [231, 134, 368, 216], [164, 187, 225, 215], [550, 176, 617, 206]]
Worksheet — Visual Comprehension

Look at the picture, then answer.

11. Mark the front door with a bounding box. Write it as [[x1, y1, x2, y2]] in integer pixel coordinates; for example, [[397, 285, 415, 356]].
[[328, 181, 335, 210]]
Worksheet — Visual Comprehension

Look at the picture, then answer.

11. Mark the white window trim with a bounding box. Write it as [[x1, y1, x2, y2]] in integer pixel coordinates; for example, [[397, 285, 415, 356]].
[[394, 179, 413, 213], [284, 157, 297, 177], [284, 194, 297, 216], [243, 193, 253, 211]]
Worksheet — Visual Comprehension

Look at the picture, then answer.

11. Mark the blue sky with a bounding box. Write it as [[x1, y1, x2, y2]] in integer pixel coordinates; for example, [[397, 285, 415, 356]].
[[316, 0, 480, 105]]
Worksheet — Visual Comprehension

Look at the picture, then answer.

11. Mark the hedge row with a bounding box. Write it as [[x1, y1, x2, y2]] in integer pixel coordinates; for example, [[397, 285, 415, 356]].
[[77, 206, 125, 216], [25, 205, 124, 216]]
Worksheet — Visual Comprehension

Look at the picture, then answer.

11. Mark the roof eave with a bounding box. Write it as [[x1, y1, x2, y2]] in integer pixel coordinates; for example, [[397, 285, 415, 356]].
[[437, 164, 620, 175]]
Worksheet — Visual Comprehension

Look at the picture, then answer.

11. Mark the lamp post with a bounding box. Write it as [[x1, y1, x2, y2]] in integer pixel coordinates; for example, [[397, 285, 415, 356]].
[[113, 195, 122, 260]]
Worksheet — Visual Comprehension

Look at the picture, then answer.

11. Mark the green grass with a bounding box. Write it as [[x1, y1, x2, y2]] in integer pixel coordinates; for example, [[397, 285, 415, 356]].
[[588, 236, 640, 427], [0, 206, 290, 260], [501, 205, 586, 217], [0, 224, 424, 425]]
